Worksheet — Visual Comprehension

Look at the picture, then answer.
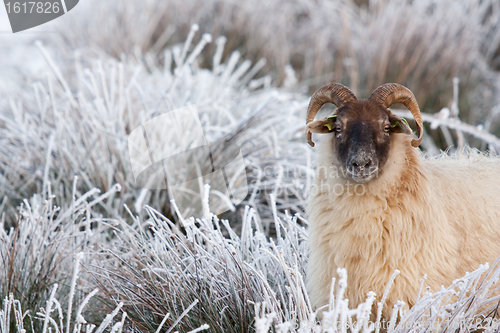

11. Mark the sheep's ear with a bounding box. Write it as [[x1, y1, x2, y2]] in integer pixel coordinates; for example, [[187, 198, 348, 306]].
[[388, 113, 412, 135], [306, 116, 337, 134]]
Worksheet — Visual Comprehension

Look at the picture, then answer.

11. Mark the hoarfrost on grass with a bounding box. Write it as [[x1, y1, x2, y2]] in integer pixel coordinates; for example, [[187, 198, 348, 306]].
[[1, 0, 500, 332]]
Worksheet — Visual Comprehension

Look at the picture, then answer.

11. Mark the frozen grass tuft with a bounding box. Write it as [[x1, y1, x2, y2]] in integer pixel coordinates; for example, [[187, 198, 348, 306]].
[[88, 192, 500, 332], [0, 250, 206, 333], [2, 189, 500, 332], [0, 30, 312, 228], [0, 189, 210, 333], [0, 183, 124, 331], [89, 194, 309, 332]]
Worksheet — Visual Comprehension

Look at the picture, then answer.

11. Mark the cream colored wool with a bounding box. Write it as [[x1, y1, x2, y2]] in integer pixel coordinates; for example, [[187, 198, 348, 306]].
[[307, 133, 500, 319]]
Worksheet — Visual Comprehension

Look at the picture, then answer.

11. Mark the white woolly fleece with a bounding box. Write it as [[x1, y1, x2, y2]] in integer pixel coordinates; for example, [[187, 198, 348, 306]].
[[307, 133, 500, 319]]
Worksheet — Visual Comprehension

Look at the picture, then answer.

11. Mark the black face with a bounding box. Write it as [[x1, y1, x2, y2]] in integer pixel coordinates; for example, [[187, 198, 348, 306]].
[[332, 101, 408, 183], [305, 100, 412, 183]]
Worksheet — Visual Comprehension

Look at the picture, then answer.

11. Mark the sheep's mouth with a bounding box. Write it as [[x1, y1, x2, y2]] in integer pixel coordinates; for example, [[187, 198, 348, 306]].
[[345, 166, 379, 183]]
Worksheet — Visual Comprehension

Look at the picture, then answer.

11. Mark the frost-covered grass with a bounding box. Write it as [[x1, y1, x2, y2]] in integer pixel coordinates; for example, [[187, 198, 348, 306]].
[[0, 30, 313, 228], [0, 184, 122, 332], [2, 0, 500, 331], [2, 184, 500, 332], [54, 0, 500, 124], [0, 185, 211, 333], [88, 186, 500, 332], [90, 189, 309, 332]]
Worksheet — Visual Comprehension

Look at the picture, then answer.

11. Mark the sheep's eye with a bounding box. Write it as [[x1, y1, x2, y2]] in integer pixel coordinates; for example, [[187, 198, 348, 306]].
[[384, 125, 391, 132], [335, 125, 342, 132]]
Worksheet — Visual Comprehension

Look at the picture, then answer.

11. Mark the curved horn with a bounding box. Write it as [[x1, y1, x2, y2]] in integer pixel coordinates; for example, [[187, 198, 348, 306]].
[[306, 83, 357, 147], [369, 83, 423, 148]]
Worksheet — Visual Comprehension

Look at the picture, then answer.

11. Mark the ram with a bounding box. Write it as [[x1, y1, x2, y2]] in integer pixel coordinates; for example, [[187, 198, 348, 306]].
[[305, 83, 500, 319]]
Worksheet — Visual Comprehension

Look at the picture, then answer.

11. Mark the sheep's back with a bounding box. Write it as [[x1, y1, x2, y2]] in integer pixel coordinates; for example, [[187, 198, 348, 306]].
[[424, 153, 500, 271], [307, 138, 500, 319]]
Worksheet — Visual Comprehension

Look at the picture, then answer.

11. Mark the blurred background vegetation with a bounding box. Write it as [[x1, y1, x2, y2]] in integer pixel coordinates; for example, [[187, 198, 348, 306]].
[[58, 0, 500, 128]]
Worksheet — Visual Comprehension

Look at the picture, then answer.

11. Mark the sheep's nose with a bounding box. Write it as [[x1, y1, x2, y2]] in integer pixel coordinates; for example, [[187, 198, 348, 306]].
[[350, 157, 372, 170]]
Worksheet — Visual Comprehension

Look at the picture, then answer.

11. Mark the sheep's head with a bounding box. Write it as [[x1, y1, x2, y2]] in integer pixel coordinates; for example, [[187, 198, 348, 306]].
[[305, 83, 423, 183]]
